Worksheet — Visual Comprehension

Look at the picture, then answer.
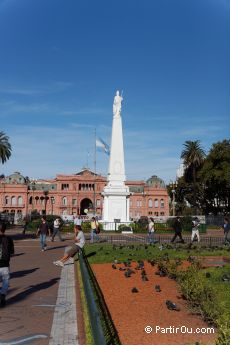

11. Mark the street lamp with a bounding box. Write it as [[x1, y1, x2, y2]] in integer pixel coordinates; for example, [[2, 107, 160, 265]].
[[51, 196, 55, 215], [43, 190, 49, 216], [31, 179, 37, 213], [170, 181, 177, 217]]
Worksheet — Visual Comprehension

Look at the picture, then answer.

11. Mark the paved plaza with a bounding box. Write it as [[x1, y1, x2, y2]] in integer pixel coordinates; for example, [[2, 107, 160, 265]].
[[0, 231, 81, 345], [0, 226, 225, 345]]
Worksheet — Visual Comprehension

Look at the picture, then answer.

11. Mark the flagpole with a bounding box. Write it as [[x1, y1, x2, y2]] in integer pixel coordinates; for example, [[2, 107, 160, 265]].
[[94, 127, 96, 216]]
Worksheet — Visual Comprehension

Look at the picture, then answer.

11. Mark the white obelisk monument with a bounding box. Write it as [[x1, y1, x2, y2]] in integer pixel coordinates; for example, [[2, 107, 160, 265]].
[[102, 90, 130, 223]]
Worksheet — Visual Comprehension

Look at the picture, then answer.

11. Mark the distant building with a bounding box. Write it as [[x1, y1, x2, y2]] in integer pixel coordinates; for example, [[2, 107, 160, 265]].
[[176, 162, 185, 179], [0, 169, 169, 219]]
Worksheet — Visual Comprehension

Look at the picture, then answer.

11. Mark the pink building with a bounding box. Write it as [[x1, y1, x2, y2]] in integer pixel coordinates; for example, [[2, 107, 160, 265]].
[[0, 169, 169, 219]]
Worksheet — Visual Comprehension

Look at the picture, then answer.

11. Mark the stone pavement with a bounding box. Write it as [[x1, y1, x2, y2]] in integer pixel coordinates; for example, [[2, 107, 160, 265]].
[[0, 234, 80, 345]]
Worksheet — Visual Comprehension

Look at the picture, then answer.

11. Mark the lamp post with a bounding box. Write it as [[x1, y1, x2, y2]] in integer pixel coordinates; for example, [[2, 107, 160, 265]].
[[43, 190, 49, 216], [170, 181, 177, 217], [31, 180, 36, 213], [51, 196, 54, 215]]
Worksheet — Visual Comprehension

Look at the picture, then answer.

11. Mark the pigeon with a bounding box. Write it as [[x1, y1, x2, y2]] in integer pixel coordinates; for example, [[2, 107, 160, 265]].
[[131, 287, 139, 293], [155, 285, 161, 292], [175, 258, 182, 266], [222, 274, 230, 282], [119, 267, 126, 271], [125, 271, 131, 278], [187, 255, 196, 263], [112, 264, 117, 269], [168, 273, 177, 280], [141, 275, 149, 281], [141, 269, 147, 276], [127, 268, 135, 275], [150, 260, 156, 266], [166, 300, 180, 311]]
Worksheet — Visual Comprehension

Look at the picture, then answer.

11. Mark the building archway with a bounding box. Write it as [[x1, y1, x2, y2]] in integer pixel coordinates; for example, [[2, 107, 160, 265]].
[[80, 198, 93, 215]]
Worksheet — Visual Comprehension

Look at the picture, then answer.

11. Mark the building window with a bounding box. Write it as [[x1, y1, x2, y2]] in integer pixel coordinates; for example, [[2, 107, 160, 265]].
[[18, 196, 23, 205], [61, 184, 69, 191], [11, 196, 16, 206], [160, 212, 165, 216], [72, 198, 77, 206], [154, 212, 159, 216], [160, 199, 164, 208], [154, 199, 159, 208], [148, 199, 153, 208], [29, 196, 33, 205], [148, 211, 153, 215], [62, 197, 67, 205], [5, 196, 9, 205], [136, 200, 142, 207], [96, 199, 101, 207]]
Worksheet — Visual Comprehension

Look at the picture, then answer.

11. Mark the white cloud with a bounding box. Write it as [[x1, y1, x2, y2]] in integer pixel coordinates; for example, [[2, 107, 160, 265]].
[[1, 124, 180, 183], [0, 81, 74, 96]]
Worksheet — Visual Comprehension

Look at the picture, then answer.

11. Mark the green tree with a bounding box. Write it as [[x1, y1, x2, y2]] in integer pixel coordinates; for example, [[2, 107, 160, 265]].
[[0, 131, 12, 164], [199, 140, 230, 214], [181, 140, 206, 211]]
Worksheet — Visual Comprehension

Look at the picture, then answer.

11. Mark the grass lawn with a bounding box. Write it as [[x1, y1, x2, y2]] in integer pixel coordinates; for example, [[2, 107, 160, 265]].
[[84, 243, 230, 264]]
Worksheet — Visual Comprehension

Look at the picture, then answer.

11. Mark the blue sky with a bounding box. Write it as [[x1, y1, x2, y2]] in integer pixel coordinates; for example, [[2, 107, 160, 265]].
[[0, 0, 229, 183]]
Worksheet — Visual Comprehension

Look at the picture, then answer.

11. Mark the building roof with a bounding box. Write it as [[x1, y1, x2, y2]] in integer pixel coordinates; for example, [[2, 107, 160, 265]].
[[146, 175, 166, 188], [4, 172, 26, 184]]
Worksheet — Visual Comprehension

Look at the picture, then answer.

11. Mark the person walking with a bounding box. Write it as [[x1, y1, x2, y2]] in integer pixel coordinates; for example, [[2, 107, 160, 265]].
[[74, 215, 83, 227], [36, 217, 50, 251], [0, 221, 14, 307], [51, 218, 63, 242], [222, 217, 230, 244], [90, 217, 99, 243], [191, 217, 200, 242], [53, 225, 85, 267], [171, 217, 185, 243], [147, 218, 155, 244]]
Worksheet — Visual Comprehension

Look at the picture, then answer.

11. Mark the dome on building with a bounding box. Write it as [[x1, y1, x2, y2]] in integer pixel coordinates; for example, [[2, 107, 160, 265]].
[[146, 175, 165, 188], [5, 172, 26, 184]]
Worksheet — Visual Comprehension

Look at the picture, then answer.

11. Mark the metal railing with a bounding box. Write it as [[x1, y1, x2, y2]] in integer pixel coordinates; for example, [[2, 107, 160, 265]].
[[79, 251, 121, 345], [85, 234, 226, 246]]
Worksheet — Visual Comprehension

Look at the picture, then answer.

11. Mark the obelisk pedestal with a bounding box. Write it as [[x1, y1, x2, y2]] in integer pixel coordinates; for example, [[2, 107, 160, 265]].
[[102, 91, 130, 226]]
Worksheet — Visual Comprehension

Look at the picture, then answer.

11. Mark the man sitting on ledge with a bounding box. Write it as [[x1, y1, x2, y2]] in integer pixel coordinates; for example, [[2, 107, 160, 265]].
[[53, 225, 85, 267]]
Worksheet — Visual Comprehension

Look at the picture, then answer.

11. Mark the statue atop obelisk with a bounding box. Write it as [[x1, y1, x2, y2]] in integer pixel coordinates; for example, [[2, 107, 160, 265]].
[[102, 91, 130, 223]]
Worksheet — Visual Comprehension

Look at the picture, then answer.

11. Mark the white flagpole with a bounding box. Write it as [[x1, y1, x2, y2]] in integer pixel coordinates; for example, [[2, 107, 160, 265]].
[[94, 128, 96, 216]]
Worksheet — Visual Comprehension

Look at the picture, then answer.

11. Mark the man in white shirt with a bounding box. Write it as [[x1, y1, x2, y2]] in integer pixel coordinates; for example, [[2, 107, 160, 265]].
[[191, 217, 200, 242], [147, 218, 155, 244], [53, 225, 85, 267], [74, 216, 83, 226], [51, 218, 63, 242]]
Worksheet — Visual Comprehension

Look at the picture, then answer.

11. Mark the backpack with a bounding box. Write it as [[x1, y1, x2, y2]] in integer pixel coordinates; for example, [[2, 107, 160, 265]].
[[96, 223, 100, 234], [0, 236, 12, 262]]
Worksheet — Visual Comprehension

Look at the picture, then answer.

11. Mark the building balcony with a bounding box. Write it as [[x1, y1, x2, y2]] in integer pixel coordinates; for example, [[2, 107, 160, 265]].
[[2, 203, 25, 208]]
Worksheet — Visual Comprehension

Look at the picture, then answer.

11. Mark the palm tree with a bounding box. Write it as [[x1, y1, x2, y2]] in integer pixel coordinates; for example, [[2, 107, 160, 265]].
[[0, 131, 12, 164], [181, 140, 206, 212]]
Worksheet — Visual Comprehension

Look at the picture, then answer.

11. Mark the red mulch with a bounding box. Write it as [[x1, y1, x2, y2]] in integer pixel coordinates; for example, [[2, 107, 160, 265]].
[[92, 261, 217, 345]]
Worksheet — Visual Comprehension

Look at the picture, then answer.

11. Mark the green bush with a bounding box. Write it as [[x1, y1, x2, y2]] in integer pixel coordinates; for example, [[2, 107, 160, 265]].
[[178, 264, 222, 325], [215, 315, 230, 345], [81, 221, 104, 233]]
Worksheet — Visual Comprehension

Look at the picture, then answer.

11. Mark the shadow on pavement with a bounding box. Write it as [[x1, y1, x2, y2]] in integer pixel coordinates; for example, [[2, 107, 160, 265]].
[[6, 278, 60, 306], [11, 268, 40, 279], [47, 245, 66, 251]]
